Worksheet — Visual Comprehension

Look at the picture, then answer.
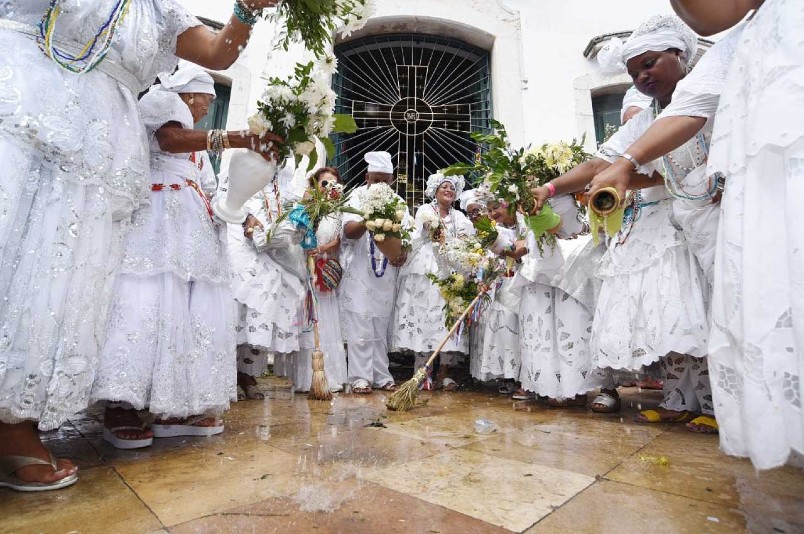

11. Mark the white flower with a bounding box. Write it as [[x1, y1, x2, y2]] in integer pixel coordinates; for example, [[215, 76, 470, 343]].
[[294, 140, 316, 156], [318, 53, 338, 75], [395, 209, 406, 222], [392, 223, 401, 232], [382, 220, 393, 231], [247, 113, 272, 136], [280, 112, 297, 129], [365, 220, 377, 231], [374, 233, 386, 242], [507, 184, 519, 194]]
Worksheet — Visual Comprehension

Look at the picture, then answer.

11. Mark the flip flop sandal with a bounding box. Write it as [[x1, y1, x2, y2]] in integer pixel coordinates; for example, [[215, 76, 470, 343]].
[[152, 415, 224, 438], [498, 383, 516, 395], [0, 452, 78, 492], [351, 379, 373, 394], [378, 382, 397, 391], [441, 378, 458, 391], [635, 409, 692, 424], [590, 392, 621, 413], [102, 425, 154, 449], [686, 415, 719, 434]]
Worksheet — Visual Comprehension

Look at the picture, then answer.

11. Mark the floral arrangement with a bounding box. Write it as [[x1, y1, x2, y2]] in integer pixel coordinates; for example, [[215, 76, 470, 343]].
[[443, 120, 591, 249], [248, 60, 357, 171], [426, 272, 481, 328], [359, 183, 412, 248], [418, 208, 446, 242], [438, 235, 484, 276], [265, 0, 375, 58], [472, 215, 499, 248]]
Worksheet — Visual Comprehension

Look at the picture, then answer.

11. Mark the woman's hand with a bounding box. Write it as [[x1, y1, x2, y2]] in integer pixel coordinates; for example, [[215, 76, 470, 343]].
[[529, 185, 550, 214], [243, 214, 263, 239], [586, 159, 633, 206], [250, 132, 285, 162], [390, 251, 408, 267]]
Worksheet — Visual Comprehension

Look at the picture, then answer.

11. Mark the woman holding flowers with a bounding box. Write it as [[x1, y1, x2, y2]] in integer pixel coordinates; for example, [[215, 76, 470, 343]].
[[290, 167, 348, 393], [391, 173, 474, 391], [0, 0, 281, 490]]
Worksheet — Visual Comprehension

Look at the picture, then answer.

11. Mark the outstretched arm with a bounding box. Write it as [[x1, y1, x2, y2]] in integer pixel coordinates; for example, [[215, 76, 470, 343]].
[[175, 1, 280, 71]]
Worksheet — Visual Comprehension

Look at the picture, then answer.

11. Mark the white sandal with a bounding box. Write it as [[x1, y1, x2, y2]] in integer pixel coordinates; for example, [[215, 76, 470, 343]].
[[152, 415, 224, 438], [102, 426, 153, 449], [0, 452, 78, 492], [590, 392, 621, 413]]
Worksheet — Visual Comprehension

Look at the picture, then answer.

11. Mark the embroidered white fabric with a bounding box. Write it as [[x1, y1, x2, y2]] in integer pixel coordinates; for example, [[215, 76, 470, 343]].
[[0, 0, 201, 429], [391, 205, 474, 354], [707, 0, 804, 470]]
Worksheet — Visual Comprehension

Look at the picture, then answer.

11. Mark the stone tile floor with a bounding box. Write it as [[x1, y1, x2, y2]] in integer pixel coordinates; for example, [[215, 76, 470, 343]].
[[2, 378, 802, 534]]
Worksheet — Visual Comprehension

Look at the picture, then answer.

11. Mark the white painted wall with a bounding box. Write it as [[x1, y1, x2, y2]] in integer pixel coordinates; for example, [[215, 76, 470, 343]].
[[181, 0, 681, 155]]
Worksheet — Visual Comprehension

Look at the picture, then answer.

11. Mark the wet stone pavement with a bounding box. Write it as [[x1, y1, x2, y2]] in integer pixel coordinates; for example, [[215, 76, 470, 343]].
[[2, 378, 803, 534]]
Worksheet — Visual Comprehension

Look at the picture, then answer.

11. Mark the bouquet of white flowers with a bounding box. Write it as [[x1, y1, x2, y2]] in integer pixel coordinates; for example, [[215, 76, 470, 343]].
[[358, 183, 411, 259], [248, 61, 357, 171], [438, 235, 484, 276], [418, 208, 446, 242], [265, 0, 375, 58]]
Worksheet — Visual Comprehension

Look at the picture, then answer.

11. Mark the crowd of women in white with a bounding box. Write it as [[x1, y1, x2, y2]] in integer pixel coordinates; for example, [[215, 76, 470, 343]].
[[0, 0, 800, 493]]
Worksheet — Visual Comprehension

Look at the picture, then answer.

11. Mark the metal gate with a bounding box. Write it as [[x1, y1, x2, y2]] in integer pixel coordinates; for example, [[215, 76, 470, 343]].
[[331, 33, 492, 208]]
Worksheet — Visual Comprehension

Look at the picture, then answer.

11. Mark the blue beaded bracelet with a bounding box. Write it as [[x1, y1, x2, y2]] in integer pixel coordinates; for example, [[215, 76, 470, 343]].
[[233, 1, 258, 25]]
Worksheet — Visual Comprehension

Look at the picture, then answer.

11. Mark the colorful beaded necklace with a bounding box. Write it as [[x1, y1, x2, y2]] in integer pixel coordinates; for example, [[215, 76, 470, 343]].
[[38, 0, 132, 74]]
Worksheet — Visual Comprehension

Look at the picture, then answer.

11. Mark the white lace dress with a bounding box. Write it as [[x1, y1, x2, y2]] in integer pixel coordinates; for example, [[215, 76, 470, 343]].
[[291, 214, 349, 392], [225, 188, 306, 357], [516, 198, 598, 400], [707, 0, 804, 470], [590, 186, 709, 370], [91, 89, 236, 419], [391, 204, 475, 356], [0, 0, 200, 429], [474, 226, 522, 382]]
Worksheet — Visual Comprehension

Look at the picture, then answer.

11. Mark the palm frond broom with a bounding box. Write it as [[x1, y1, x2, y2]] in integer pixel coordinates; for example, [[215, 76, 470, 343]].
[[386, 293, 483, 412], [306, 255, 332, 401]]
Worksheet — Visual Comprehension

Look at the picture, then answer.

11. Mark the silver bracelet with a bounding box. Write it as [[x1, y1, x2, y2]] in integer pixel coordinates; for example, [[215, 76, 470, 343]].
[[620, 152, 641, 171]]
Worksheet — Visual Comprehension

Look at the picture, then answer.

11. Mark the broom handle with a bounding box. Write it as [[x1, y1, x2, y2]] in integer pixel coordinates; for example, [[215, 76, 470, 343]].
[[422, 292, 483, 370], [307, 255, 322, 350]]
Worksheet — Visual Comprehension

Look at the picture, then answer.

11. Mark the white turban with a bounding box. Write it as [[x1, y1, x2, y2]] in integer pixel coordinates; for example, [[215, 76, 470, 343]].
[[620, 86, 653, 122], [160, 64, 216, 96], [364, 151, 394, 174], [598, 15, 697, 74], [425, 172, 465, 199], [459, 189, 485, 211]]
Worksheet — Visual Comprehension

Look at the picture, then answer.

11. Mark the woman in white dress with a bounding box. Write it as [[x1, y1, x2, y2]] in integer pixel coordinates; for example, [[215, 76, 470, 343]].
[[475, 201, 526, 394], [230, 176, 307, 391], [0, 0, 280, 490], [515, 194, 595, 406], [291, 167, 349, 393], [391, 173, 474, 390], [91, 66, 267, 448], [529, 16, 712, 425], [671, 0, 804, 469]]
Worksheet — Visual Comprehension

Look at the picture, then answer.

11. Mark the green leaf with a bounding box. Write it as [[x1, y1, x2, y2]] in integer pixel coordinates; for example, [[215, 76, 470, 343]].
[[320, 136, 336, 159], [442, 163, 475, 176], [333, 114, 358, 134], [306, 148, 319, 172]]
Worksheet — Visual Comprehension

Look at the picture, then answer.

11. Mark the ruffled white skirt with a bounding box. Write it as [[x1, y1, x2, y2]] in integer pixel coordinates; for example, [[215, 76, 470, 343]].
[[473, 277, 520, 381]]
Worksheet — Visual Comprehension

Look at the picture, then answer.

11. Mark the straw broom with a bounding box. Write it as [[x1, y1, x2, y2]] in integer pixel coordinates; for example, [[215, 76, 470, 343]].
[[306, 255, 332, 401], [386, 293, 484, 412]]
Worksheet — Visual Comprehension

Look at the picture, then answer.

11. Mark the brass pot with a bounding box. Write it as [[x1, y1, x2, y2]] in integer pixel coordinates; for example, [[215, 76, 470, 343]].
[[589, 187, 622, 216]]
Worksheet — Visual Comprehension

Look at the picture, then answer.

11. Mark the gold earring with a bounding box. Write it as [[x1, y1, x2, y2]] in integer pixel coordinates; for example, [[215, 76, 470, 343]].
[[189, 96, 195, 104]]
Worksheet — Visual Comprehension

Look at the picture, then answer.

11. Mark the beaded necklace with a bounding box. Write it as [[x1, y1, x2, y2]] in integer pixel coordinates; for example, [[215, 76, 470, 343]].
[[369, 238, 389, 278], [653, 99, 716, 201], [38, 0, 132, 74], [431, 202, 457, 237]]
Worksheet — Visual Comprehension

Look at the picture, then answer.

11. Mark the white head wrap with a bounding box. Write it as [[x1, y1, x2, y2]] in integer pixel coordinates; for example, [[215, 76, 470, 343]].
[[425, 172, 465, 199], [459, 189, 485, 211], [620, 86, 654, 122], [364, 151, 394, 174], [160, 64, 216, 96], [598, 15, 697, 74]]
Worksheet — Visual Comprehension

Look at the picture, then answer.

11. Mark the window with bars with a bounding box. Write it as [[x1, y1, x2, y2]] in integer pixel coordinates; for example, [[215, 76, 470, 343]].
[[331, 33, 492, 209], [592, 93, 625, 146]]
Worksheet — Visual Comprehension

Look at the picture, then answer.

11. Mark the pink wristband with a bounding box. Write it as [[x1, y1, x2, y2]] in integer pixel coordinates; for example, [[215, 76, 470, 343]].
[[546, 182, 556, 198]]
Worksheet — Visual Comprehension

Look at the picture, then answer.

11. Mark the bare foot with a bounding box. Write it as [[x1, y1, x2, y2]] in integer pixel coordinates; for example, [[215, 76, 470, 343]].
[[0, 421, 77, 484]]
